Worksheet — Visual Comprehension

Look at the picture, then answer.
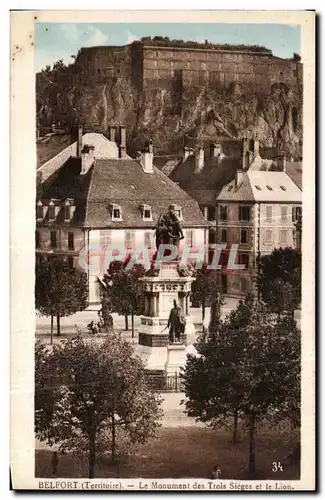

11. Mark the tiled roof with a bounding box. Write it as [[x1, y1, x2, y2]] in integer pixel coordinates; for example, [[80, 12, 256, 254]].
[[85, 159, 207, 228], [37, 134, 72, 169], [284, 162, 303, 190], [37, 133, 120, 183], [170, 155, 241, 205], [217, 171, 302, 203], [38, 159, 93, 225]]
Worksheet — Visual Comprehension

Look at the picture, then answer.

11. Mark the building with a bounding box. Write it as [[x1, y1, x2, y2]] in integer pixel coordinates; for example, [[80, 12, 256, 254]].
[[216, 143, 302, 296], [74, 40, 302, 93], [36, 126, 207, 305]]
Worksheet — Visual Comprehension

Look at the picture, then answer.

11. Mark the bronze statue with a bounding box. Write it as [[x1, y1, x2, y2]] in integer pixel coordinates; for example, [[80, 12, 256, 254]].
[[153, 208, 184, 255], [167, 300, 186, 344]]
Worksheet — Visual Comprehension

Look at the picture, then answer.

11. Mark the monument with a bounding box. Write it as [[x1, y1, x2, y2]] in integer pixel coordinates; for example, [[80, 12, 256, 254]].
[[137, 207, 197, 385]]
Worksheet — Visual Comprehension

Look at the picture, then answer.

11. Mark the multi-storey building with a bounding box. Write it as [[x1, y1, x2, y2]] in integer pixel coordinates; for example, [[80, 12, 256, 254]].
[[216, 149, 302, 296], [36, 126, 207, 305]]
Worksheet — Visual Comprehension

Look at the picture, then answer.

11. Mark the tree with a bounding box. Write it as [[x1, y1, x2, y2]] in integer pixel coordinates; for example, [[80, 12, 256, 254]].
[[35, 257, 88, 339], [182, 295, 300, 477], [257, 247, 301, 316], [102, 260, 146, 338], [191, 265, 223, 323], [35, 335, 162, 478]]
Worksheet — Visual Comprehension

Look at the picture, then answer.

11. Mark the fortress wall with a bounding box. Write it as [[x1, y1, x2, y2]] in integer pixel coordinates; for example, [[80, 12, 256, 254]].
[[74, 44, 301, 91]]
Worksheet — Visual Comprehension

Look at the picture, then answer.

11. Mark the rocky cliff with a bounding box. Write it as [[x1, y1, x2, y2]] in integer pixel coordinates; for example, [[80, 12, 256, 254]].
[[37, 70, 302, 159]]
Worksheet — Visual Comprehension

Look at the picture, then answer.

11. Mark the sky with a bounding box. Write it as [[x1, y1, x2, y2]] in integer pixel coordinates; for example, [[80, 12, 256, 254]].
[[35, 22, 301, 72]]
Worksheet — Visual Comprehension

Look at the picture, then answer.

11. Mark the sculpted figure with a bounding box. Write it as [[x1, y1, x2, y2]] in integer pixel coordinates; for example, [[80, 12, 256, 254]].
[[167, 300, 186, 344]]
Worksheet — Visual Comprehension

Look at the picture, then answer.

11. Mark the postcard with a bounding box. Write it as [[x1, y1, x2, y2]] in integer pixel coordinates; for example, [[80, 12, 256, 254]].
[[10, 9, 315, 491]]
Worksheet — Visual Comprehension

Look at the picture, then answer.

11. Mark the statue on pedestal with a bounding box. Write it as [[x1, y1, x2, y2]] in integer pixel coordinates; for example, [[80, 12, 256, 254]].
[[154, 207, 184, 256], [167, 300, 186, 344]]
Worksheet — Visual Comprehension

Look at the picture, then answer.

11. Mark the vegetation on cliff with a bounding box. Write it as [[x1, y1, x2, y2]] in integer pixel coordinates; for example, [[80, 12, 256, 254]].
[[138, 36, 272, 53]]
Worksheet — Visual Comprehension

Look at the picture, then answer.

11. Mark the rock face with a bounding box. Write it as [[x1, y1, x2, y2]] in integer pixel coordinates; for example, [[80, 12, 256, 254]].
[[37, 69, 302, 159]]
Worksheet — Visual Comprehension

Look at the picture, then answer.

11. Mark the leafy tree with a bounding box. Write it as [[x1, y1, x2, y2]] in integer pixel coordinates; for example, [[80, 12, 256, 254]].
[[182, 295, 300, 477], [102, 260, 146, 337], [191, 265, 223, 323], [257, 247, 301, 316], [35, 335, 162, 478], [35, 257, 88, 339]]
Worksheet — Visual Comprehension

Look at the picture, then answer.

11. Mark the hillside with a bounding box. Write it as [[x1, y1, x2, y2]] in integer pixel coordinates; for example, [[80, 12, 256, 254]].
[[36, 52, 303, 159]]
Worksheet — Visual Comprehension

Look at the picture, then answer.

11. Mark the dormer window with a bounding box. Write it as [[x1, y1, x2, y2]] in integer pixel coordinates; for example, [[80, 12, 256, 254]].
[[48, 202, 56, 221], [169, 204, 182, 220], [64, 205, 70, 220], [111, 204, 122, 221], [36, 202, 44, 220], [141, 204, 152, 221]]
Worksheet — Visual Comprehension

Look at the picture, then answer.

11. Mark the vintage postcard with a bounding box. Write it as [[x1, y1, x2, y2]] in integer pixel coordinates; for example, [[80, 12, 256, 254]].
[[10, 10, 315, 491]]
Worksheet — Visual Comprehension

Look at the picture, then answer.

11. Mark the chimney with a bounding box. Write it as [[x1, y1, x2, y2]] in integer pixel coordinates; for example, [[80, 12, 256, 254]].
[[109, 126, 116, 144], [140, 139, 154, 173], [183, 146, 189, 162], [80, 144, 95, 175], [195, 147, 204, 173], [210, 141, 221, 158], [277, 152, 286, 172], [235, 169, 244, 188], [119, 126, 127, 158], [277, 140, 286, 172], [77, 125, 83, 158]]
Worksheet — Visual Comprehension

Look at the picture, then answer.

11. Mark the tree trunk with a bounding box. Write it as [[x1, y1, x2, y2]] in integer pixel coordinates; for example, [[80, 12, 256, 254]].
[[50, 315, 53, 344], [111, 414, 116, 462], [232, 409, 238, 444], [88, 435, 96, 478], [248, 414, 256, 477], [202, 303, 205, 323], [131, 313, 134, 339], [124, 314, 129, 331], [56, 314, 61, 336]]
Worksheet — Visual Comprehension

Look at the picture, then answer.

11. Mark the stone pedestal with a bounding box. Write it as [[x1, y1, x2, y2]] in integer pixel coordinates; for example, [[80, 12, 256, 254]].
[[137, 261, 196, 372], [165, 344, 187, 375]]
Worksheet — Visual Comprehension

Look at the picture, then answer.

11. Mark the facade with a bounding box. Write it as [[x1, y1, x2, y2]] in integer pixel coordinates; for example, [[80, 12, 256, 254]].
[[216, 152, 302, 296], [74, 41, 302, 93], [36, 126, 207, 305]]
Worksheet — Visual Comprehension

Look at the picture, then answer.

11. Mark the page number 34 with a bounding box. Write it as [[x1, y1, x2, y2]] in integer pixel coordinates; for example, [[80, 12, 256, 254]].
[[272, 462, 283, 472]]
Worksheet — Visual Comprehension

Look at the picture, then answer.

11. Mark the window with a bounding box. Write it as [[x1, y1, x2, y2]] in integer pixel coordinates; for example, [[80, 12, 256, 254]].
[[35, 230, 40, 249], [50, 231, 57, 249], [125, 231, 135, 250], [48, 204, 56, 221], [170, 61, 174, 68], [97, 68, 101, 75], [144, 231, 154, 249], [155, 51, 158, 57], [185, 230, 194, 247], [68, 232, 74, 250], [221, 228, 227, 243], [111, 205, 122, 221], [141, 205, 152, 220], [201, 62, 206, 70], [220, 205, 228, 221], [240, 276, 249, 293], [227, 185, 233, 192], [266, 185, 273, 191], [255, 185, 262, 191], [239, 205, 251, 222], [208, 228, 216, 244], [170, 70, 175, 77], [64, 205, 70, 220], [186, 62, 190, 68], [100, 230, 111, 249], [264, 229, 273, 245], [170, 204, 182, 220], [292, 206, 302, 222], [279, 229, 288, 245], [281, 206, 288, 222], [280, 185, 286, 191], [68, 256, 74, 269], [238, 253, 249, 269], [207, 206, 216, 221], [36, 204, 43, 220], [240, 229, 248, 244], [154, 60, 157, 67], [265, 206, 273, 223]]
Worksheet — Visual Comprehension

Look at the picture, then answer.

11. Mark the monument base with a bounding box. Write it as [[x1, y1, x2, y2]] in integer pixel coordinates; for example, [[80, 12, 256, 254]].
[[165, 343, 187, 375]]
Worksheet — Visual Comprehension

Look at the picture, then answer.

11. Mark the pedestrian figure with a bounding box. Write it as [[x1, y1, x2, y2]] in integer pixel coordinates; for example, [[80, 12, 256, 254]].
[[211, 464, 221, 479], [51, 451, 58, 476], [167, 300, 186, 343]]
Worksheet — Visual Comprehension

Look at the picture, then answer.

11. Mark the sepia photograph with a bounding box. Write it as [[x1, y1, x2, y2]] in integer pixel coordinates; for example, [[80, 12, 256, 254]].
[[10, 9, 315, 491]]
